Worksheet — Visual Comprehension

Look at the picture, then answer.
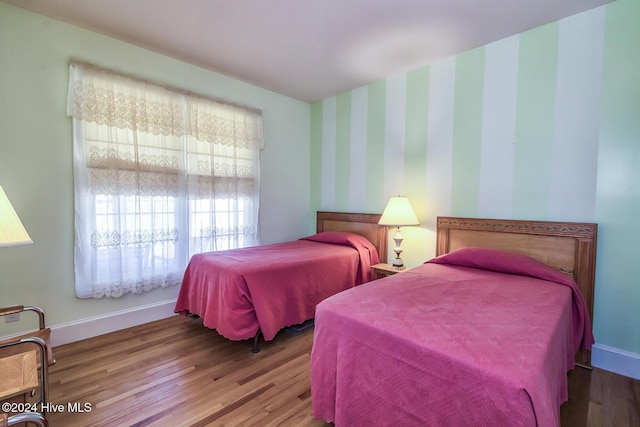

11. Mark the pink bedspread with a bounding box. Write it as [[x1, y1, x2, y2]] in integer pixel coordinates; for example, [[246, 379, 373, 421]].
[[311, 248, 594, 427], [175, 231, 379, 341]]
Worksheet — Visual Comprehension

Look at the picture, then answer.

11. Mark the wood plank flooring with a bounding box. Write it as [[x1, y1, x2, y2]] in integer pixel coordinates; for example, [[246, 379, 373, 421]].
[[48, 316, 640, 426]]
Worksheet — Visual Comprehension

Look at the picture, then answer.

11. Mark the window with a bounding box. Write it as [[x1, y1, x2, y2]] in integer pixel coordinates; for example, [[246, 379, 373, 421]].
[[68, 63, 263, 298]]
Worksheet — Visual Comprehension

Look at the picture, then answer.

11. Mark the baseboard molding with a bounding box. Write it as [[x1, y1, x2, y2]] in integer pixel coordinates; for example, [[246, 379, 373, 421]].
[[50, 299, 177, 347], [591, 343, 640, 380]]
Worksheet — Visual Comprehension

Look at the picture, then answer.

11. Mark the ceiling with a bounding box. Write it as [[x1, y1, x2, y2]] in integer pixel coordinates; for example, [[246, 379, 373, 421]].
[[4, 0, 614, 102]]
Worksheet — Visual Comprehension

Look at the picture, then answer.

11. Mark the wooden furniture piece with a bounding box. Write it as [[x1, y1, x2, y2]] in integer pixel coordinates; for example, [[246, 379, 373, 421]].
[[0, 305, 55, 423], [0, 350, 38, 399], [371, 263, 410, 279], [316, 211, 387, 262], [435, 216, 597, 367], [0, 306, 54, 367], [175, 211, 388, 352], [311, 216, 598, 426]]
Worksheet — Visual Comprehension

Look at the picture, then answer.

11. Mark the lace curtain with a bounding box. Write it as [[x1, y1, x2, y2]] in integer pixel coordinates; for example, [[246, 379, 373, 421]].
[[68, 63, 263, 298]]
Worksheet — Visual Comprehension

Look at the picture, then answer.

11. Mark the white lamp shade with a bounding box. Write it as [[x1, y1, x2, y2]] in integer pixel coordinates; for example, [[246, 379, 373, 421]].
[[378, 196, 419, 226], [0, 185, 33, 247]]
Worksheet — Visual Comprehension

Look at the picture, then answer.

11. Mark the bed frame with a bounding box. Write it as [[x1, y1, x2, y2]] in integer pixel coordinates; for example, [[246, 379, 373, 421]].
[[436, 216, 597, 367], [317, 211, 388, 263]]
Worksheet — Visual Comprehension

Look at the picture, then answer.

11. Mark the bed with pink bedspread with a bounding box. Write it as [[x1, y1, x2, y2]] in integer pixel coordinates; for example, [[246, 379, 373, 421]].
[[310, 247, 594, 426], [174, 231, 379, 350]]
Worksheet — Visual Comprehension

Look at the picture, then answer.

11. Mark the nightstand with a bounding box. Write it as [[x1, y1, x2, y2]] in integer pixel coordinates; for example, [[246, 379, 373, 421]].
[[371, 263, 410, 279]]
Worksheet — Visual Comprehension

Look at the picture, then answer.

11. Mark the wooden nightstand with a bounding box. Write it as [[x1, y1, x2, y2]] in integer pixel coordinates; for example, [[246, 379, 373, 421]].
[[371, 263, 411, 279]]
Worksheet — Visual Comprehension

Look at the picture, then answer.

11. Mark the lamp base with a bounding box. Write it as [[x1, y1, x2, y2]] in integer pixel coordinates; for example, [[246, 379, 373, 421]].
[[391, 256, 405, 269], [391, 227, 406, 269]]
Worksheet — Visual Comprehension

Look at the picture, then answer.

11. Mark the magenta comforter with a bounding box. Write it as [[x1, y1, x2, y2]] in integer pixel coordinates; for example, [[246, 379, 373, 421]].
[[175, 231, 379, 341], [311, 247, 594, 427]]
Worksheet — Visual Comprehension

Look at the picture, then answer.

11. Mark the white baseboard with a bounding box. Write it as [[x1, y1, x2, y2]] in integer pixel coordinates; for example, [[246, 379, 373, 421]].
[[591, 343, 640, 380], [50, 299, 177, 347]]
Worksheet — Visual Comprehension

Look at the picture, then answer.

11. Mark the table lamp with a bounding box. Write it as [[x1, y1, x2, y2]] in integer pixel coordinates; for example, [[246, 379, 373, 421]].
[[0, 185, 32, 247], [378, 196, 419, 269]]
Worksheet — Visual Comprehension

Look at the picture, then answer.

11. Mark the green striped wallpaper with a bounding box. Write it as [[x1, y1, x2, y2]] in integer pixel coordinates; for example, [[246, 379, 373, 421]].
[[310, 0, 640, 360]]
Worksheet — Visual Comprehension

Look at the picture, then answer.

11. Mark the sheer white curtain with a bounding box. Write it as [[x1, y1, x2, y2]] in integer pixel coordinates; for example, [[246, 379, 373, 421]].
[[68, 63, 263, 298]]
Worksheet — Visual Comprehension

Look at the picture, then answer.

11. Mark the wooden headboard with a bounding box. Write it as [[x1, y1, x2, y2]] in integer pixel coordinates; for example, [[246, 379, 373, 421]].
[[436, 216, 597, 367], [317, 211, 387, 263]]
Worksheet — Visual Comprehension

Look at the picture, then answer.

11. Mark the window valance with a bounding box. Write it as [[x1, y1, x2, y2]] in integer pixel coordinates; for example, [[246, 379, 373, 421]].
[[67, 62, 264, 150]]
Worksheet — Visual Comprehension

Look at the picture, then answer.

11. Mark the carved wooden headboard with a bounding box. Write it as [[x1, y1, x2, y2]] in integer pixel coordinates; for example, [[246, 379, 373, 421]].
[[316, 211, 387, 263], [436, 216, 597, 367]]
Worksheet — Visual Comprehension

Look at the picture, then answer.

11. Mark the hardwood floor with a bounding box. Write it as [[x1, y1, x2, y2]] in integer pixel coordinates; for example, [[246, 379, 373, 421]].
[[49, 316, 329, 427], [562, 362, 640, 426], [48, 316, 640, 426]]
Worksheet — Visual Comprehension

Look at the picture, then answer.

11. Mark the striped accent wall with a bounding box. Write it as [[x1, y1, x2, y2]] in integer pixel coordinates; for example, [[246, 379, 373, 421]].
[[312, 6, 607, 261], [310, 0, 640, 375]]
